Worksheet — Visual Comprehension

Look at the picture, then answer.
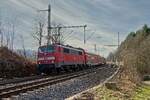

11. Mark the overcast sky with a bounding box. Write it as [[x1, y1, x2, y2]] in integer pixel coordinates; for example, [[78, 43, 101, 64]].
[[0, 0, 150, 57]]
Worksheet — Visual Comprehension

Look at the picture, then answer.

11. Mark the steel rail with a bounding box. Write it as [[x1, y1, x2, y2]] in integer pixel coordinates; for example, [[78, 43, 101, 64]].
[[0, 75, 49, 86], [0, 65, 105, 86], [0, 66, 105, 98]]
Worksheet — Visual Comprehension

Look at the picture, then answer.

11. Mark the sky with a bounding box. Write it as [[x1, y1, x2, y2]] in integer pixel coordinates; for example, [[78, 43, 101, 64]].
[[0, 0, 150, 57]]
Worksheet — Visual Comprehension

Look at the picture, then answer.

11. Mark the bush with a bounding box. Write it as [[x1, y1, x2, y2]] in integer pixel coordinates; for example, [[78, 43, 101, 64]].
[[0, 47, 37, 78]]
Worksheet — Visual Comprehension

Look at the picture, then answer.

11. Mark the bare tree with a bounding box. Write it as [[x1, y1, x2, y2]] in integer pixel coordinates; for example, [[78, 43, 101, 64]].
[[31, 13, 46, 47], [2, 20, 12, 48], [0, 10, 17, 49], [5, 25, 11, 48], [9, 19, 17, 51], [11, 23, 15, 51], [32, 21, 44, 47], [0, 11, 4, 47], [50, 22, 67, 44], [0, 16, 3, 47], [51, 22, 61, 44], [20, 35, 26, 58]]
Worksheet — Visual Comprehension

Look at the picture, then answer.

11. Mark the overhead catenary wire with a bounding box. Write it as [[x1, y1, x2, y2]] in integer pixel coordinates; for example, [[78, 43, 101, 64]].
[[86, 31, 96, 41], [50, 25, 87, 44]]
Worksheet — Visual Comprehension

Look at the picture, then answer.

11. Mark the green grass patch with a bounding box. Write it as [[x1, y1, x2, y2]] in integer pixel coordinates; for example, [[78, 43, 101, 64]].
[[132, 84, 150, 100], [95, 86, 125, 100]]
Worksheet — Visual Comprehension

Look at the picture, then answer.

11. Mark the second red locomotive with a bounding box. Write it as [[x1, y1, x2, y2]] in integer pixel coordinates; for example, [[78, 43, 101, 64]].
[[37, 44, 105, 74]]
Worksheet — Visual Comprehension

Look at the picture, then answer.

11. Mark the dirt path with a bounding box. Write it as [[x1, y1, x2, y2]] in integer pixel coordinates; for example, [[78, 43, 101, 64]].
[[143, 81, 150, 85]]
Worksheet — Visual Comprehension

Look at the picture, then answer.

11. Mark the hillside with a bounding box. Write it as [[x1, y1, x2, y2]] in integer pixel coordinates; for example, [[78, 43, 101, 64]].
[[117, 24, 150, 75], [0, 47, 37, 78], [108, 25, 150, 76], [100, 24, 150, 99], [107, 25, 150, 88], [72, 25, 150, 100]]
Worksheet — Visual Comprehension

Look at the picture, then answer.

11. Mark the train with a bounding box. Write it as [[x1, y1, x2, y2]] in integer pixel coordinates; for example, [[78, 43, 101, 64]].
[[37, 44, 106, 74]]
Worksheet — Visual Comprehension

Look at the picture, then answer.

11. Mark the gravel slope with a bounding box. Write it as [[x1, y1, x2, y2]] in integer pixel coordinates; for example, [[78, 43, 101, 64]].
[[7, 65, 117, 100]]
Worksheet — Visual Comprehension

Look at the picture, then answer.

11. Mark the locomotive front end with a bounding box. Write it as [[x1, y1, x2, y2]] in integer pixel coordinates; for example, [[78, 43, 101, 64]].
[[37, 45, 56, 74]]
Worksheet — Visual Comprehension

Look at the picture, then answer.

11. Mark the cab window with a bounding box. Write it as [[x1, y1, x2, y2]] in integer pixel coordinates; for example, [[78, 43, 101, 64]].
[[63, 48, 70, 53], [39, 45, 55, 53], [78, 51, 82, 55]]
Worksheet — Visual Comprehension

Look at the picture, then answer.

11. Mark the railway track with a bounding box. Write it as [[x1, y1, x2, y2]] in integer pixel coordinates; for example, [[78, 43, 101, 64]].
[[0, 65, 104, 86], [0, 75, 50, 86], [0, 65, 110, 98]]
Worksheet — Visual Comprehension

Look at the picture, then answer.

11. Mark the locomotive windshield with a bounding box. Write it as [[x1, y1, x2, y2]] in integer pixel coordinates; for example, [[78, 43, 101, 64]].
[[38, 45, 55, 53]]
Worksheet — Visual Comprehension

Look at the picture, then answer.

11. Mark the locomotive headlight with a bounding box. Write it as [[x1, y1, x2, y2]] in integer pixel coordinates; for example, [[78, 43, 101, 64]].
[[51, 60, 54, 63], [47, 56, 55, 60]]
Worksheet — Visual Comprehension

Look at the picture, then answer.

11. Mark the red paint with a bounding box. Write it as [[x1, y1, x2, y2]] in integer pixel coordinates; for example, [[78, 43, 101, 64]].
[[37, 44, 104, 66]]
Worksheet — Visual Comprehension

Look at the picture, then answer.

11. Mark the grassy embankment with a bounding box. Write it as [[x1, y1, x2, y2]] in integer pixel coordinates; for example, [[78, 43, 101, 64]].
[[133, 84, 150, 99]]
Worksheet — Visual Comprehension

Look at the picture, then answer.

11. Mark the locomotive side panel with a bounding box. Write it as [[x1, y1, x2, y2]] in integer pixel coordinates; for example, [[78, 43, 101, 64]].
[[61, 47, 85, 66]]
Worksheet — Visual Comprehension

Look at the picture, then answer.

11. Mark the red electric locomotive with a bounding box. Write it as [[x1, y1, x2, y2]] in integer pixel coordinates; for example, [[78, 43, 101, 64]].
[[37, 44, 86, 73], [37, 44, 105, 74]]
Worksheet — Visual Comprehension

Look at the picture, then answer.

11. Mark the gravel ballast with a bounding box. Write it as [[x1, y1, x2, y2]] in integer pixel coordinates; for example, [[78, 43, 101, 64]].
[[6, 65, 117, 100]]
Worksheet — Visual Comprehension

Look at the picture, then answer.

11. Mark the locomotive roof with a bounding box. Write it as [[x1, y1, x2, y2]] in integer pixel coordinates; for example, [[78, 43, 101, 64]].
[[57, 44, 84, 52], [39, 44, 84, 52]]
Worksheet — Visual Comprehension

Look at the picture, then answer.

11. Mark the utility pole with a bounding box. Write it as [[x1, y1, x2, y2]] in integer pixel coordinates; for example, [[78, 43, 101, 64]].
[[38, 5, 87, 45], [84, 25, 86, 44], [47, 4, 51, 45], [104, 32, 120, 65], [104, 32, 120, 47], [94, 44, 97, 53], [58, 27, 61, 44], [118, 32, 120, 48], [38, 4, 51, 45], [0, 21, 2, 47], [117, 32, 120, 66]]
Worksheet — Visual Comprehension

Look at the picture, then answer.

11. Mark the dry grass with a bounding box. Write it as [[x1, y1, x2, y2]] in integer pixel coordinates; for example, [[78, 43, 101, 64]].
[[0, 47, 37, 78], [72, 65, 139, 100]]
